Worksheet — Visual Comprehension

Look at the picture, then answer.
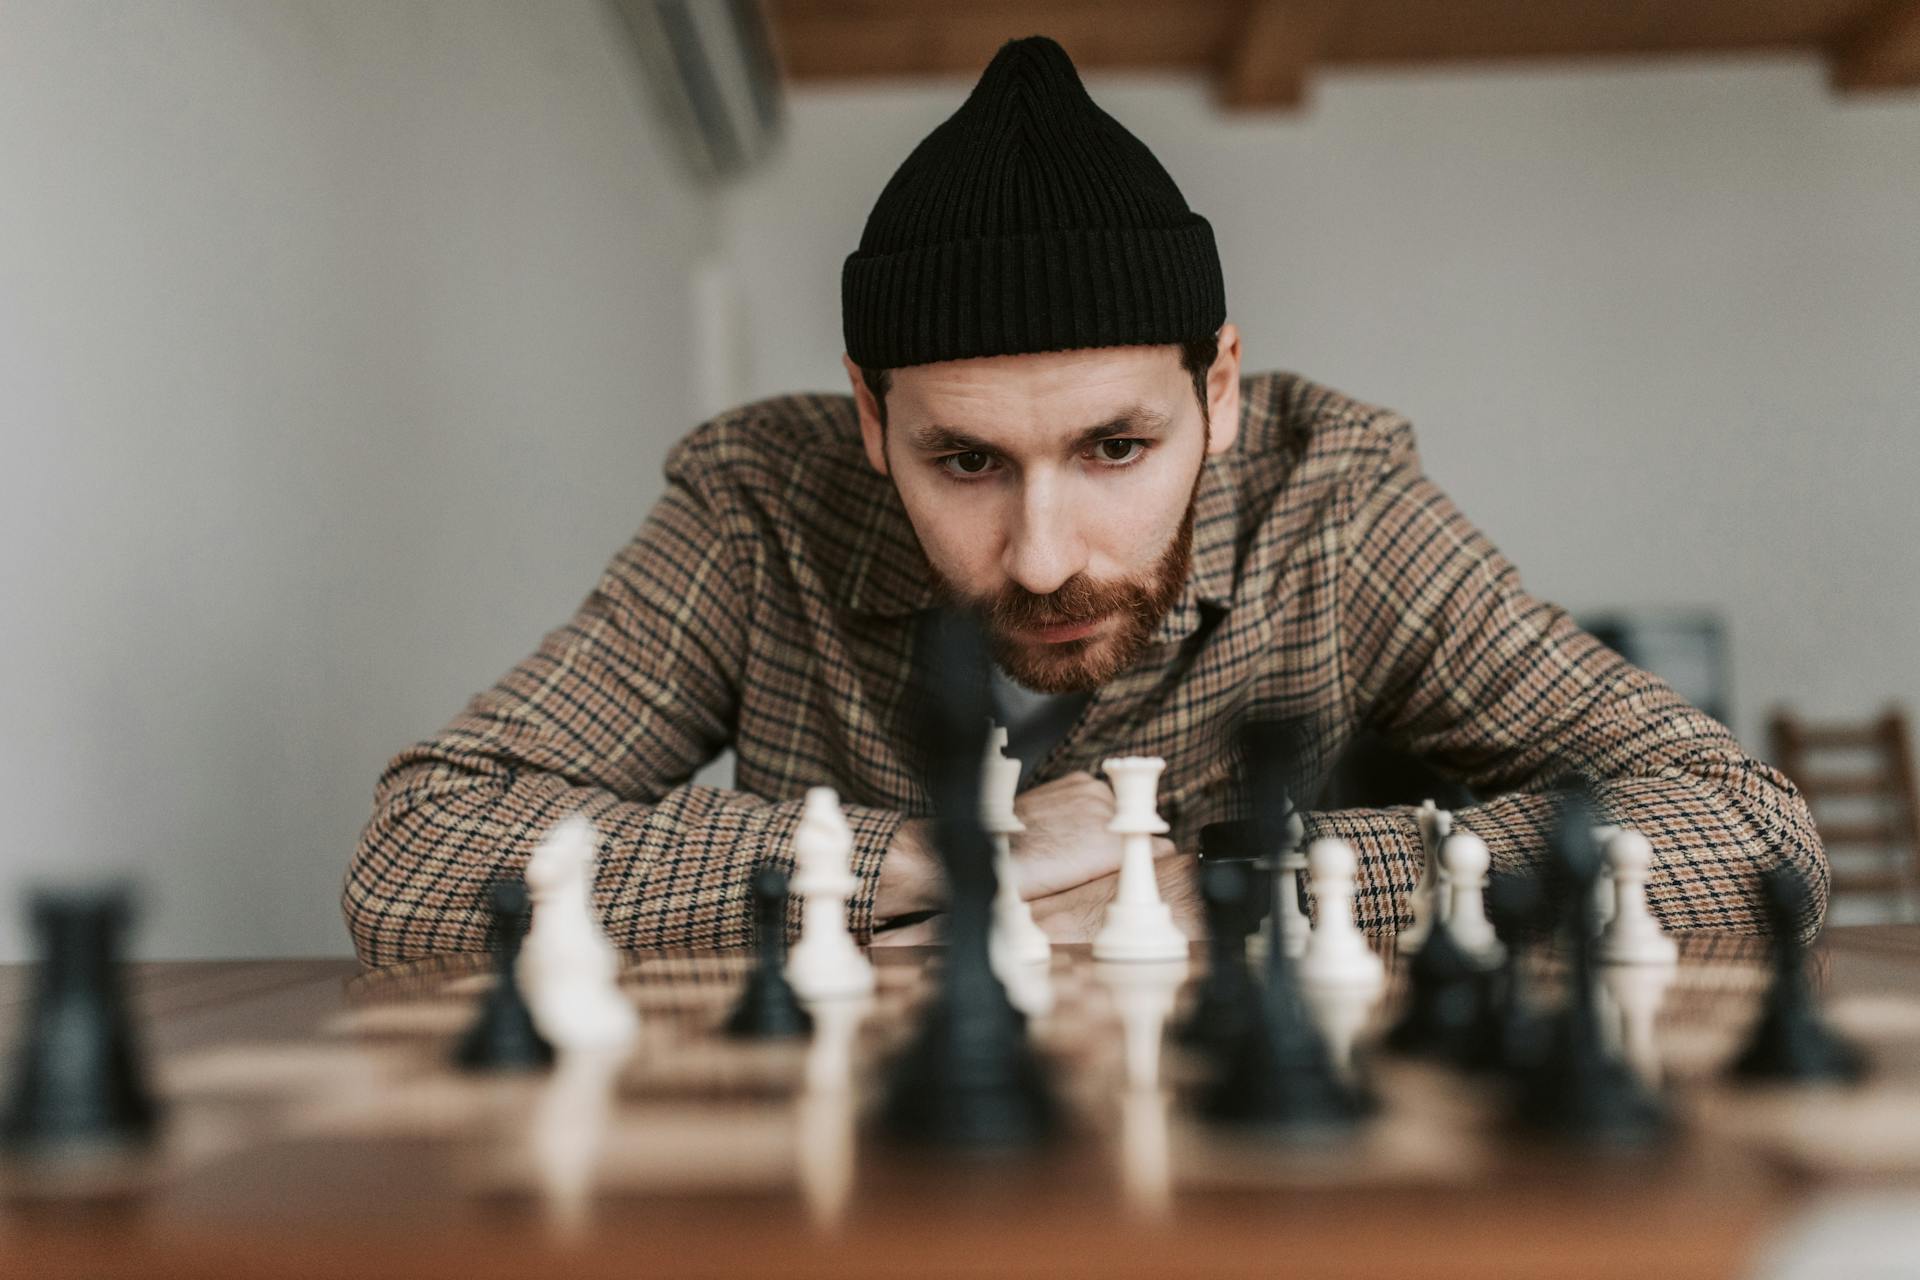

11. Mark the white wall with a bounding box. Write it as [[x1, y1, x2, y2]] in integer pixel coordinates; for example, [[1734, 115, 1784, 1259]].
[[0, 0, 716, 960], [4, 10, 1916, 961], [721, 59, 1920, 754]]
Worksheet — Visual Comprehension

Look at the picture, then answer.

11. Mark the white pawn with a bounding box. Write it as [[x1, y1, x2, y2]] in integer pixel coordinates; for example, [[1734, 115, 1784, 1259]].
[[1093, 757, 1188, 963], [519, 814, 638, 1052], [1596, 829, 1678, 966], [1440, 831, 1503, 966], [1299, 838, 1384, 992], [1397, 800, 1453, 953], [785, 787, 875, 1001], [1590, 824, 1621, 931], [1274, 804, 1312, 958], [982, 725, 1051, 973]]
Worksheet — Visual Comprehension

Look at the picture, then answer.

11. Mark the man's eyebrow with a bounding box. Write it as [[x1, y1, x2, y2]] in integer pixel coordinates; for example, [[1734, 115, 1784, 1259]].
[[906, 405, 1173, 454]]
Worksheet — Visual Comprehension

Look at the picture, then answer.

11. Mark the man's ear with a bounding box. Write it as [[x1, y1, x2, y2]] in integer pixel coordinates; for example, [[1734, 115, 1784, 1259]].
[[842, 352, 890, 476], [1204, 322, 1243, 457]]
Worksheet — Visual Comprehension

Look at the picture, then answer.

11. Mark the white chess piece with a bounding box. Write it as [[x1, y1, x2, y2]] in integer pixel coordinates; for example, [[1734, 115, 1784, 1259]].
[[1397, 800, 1454, 953], [1440, 831, 1503, 966], [1299, 839, 1385, 1075], [519, 814, 638, 1052], [982, 725, 1051, 973], [1596, 829, 1678, 966], [1274, 804, 1312, 958], [1591, 823, 1621, 930], [1118, 1089, 1173, 1222], [1093, 757, 1188, 963], [1601, 961, 1675, 1087], [786, 787, 875, 1001], [1299, 838, 1385, 992]]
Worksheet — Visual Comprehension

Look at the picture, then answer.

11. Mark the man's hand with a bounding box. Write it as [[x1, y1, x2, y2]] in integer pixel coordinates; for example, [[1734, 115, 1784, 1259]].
[[1006, 770, 1142, 899], [1027, 851, 1205, 944]]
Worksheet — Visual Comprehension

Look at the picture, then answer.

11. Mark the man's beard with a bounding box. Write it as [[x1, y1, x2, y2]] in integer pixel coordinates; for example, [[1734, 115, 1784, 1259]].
[[931, 480, 1201, 695]]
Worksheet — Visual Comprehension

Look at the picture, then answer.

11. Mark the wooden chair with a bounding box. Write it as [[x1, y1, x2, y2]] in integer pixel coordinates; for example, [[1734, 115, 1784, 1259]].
[[1770, 706, 1920, 917]]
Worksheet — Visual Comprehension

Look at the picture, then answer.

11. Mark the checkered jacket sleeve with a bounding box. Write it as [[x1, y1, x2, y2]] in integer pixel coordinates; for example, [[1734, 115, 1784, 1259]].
[[341, 442, 905, 968], [1306, 421, 1828, 942]]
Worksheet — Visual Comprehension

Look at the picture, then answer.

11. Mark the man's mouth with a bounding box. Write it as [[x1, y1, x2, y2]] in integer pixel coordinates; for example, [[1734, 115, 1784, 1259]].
[[1018, 614, 1108, 645]]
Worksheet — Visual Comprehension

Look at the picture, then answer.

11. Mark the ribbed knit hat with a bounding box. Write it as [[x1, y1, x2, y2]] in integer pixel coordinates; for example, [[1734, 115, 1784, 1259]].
[[841, 36, 1225, 370]]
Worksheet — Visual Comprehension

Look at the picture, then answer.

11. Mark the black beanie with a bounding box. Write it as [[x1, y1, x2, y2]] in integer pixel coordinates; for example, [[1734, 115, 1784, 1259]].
[[841, 36, 1225, 371]]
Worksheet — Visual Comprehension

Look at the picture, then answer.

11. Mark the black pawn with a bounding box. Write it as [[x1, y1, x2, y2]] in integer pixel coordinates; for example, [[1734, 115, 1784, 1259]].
[[1511, 790, 1667, 1146], [2, 888, 159, 1151], [1200, 721, 1363, 1134], [454, 881, 554, 1072], [725, 865, 813, 1040], [1177, 860, 1259, 1051], [1464, 870, 1550, 1074], [879, 608, 1057, 1150], [1729, 864, 1866, 1085], [1383, 911, 1494, 1065]]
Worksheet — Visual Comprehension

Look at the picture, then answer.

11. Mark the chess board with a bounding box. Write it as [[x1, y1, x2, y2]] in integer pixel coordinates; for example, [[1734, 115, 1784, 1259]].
[[7, 932, 1920, 1279]]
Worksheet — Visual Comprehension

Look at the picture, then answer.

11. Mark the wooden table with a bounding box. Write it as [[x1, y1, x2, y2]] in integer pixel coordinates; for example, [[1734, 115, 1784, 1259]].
[[4, 930, 1920, 1279]]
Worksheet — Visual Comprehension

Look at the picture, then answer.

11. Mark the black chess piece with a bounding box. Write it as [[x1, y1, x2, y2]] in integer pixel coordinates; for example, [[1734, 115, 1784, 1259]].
[[454, 881, 554, 1072], [1464, 870, 1550, 1074], [1729, 863, 1866, 1085], [1200, 722, 1364, 1134], [725, 865, 814, 1039], [1383, 908, 1494, 1065], [1, 887, 160, 1151], [879, 609, 1058, 1150], [1196, 819, 1275, 938], [1176, 860, 1259, 1051], [1511, 789, 1668, 1146]]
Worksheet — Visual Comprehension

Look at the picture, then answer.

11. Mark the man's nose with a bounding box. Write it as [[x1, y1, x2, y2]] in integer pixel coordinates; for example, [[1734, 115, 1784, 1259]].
[[1001, 475, 1087, 597]]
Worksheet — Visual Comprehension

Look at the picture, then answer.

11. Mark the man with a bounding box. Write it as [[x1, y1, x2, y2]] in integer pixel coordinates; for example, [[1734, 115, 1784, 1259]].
[[345, 37, 1824, 967]]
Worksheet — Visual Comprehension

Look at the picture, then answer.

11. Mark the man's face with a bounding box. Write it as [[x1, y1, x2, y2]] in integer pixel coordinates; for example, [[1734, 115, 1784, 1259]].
[[844, 330, 1241, 693]]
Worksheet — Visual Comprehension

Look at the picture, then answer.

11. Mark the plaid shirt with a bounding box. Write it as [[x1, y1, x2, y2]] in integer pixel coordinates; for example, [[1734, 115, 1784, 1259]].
[[345, 372, 1826, 965]]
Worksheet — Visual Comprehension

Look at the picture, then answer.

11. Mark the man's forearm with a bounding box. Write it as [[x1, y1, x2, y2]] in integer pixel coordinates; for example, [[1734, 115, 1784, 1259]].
[[874, 817, 942, 924]]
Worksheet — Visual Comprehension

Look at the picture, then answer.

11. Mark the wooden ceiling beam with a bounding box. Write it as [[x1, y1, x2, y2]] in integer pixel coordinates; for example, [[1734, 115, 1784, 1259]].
[[1217, 1, 1340, 112], [1829, 0, 1920, 91]]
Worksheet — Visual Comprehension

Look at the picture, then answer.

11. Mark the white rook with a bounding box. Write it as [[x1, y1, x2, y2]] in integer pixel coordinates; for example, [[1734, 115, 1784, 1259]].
[[1093, 756, 1188, 963]]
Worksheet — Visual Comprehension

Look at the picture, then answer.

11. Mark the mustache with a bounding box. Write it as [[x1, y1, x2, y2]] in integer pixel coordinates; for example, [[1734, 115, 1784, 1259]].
[[983, 574, 1145, 631]]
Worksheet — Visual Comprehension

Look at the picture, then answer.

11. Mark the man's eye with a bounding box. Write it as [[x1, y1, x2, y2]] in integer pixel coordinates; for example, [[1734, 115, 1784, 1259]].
[[1092, 439, 1145, 465], [941, 451, 993, 477]]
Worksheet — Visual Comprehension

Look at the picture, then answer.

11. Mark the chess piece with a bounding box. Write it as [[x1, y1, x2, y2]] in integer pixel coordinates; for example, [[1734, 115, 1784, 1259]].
[[726, 865, 814, 1039], [1596, 829, 1677, 967], [786, 787, 876, 1002], [1440, 831, 1503, 966], [1728, 863, 1866, 1085], [1384, 900, 1494, 1065], [1590, 823, 1622, 930], [1601, 961, 1675, 1086], [1, 887, 159, 1151], [1201, 733, 1364, 1134], [1465, 870, 1550, 1074], [1092, 757, 1187, 963], [1177, 859, 1260, 1052], [454, 881, 555, 1072], [1202, 878, 1366, 1133], [1511, 789, 1667, 1146], [879, 609, 1057, 1149], [1299, 839, 1385, 992], [520, 815, 638, 1052], [983, 724, 1051, 972], [1272, 803, 1312, 958], [1397, 800, 1454, 954]]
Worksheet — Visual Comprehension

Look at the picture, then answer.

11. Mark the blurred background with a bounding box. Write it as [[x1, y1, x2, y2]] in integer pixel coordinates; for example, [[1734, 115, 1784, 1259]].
[[2, 0, 1916, 960]]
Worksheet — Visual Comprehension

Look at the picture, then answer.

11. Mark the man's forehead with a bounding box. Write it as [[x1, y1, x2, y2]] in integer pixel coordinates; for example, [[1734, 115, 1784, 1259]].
[[889, 344, 1186, 438]]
